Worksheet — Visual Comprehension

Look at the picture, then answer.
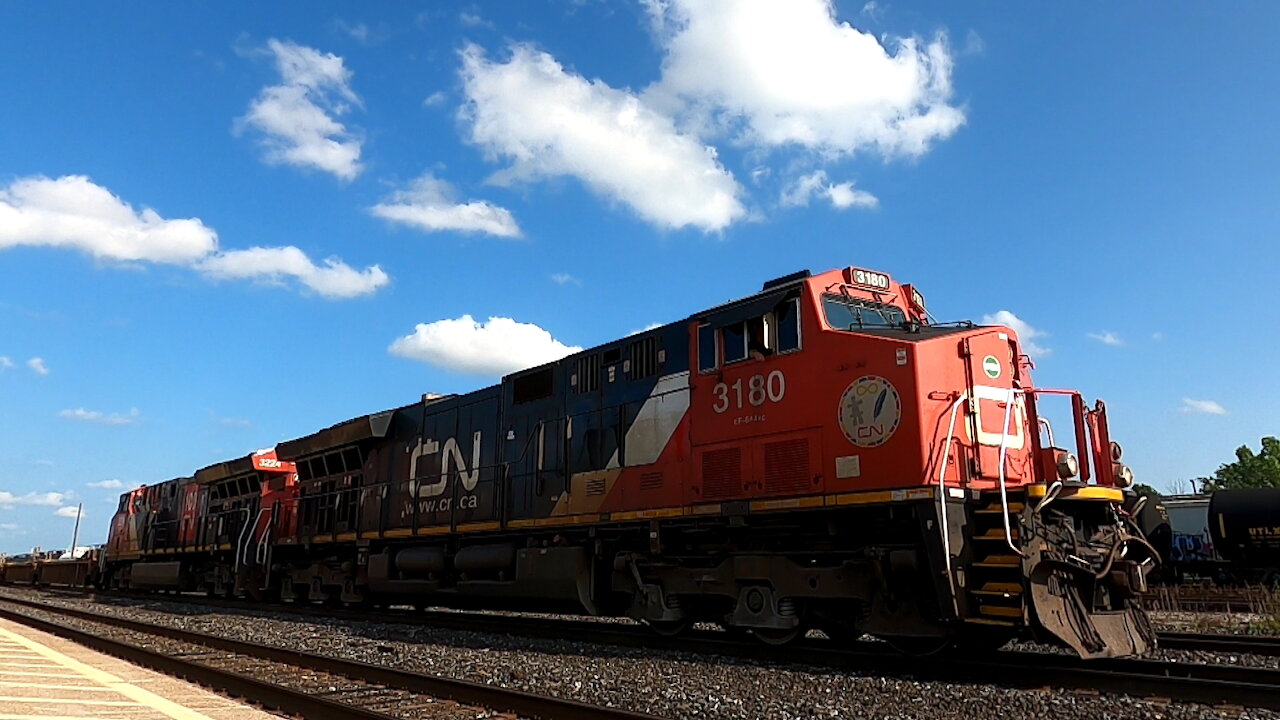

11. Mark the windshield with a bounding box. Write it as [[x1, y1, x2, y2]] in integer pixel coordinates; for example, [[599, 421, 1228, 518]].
[[823, 294, 907, 330]]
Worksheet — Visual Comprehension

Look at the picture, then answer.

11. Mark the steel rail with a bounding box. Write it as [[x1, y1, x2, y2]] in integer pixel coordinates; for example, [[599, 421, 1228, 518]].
[[0, 605, 401, 720], [10, 586, 1280, 707], [1158, 631, 1280, 657], [0, 596, 666, 720]]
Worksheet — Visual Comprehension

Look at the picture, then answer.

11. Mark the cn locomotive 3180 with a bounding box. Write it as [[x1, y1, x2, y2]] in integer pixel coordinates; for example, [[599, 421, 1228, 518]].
[[100, 265, 1157, 658]]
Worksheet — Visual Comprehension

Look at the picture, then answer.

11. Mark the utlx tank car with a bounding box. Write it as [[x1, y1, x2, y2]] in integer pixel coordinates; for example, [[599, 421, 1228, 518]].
[[101, 265, 1158, 658]]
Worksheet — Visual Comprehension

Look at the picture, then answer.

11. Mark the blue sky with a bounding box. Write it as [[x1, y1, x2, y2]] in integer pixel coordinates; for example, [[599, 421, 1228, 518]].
[[1, 1, 1276, 552]]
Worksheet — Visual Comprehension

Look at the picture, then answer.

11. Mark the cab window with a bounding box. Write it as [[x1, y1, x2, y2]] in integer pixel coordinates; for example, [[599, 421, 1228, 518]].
[[823, 294, 906, 330]]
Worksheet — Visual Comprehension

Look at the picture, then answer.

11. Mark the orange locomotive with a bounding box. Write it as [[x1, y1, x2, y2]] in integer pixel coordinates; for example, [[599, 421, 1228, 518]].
[[102, 265, 1156, 658]]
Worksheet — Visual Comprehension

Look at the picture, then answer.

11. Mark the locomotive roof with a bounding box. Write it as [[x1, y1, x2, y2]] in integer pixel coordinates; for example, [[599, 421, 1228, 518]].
[[193, 453, 256, 484], [277, 405, 408, 459]]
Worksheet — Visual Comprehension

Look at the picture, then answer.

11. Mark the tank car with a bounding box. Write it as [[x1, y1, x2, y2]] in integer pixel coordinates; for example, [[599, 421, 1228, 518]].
[[104, 265, 1157, 658], [1209, 489, 1280, 585]]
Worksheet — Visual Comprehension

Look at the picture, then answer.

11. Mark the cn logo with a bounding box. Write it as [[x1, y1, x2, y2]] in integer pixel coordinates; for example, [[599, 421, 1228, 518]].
[[410, 431, 482, 498]]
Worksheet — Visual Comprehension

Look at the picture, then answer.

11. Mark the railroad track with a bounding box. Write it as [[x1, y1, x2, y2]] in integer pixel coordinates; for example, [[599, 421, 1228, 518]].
[[39, 584, 1280, 661], [1157, 630, 1280, 657], [0, 595, 666, 720], [5, 591, 1280, 711]]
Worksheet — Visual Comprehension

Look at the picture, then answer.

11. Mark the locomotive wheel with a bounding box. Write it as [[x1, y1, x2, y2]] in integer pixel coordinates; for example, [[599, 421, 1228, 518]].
[[750, 626, 803, 646], [645, 618, 691, 637]]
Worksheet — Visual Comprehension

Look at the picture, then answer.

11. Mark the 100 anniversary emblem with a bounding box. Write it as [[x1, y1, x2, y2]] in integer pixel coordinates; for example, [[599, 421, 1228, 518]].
[[838, 375, 902, 448]]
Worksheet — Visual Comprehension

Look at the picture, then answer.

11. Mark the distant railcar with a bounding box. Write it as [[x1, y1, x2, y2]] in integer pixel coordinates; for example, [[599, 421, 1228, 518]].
[[101, 265, 1157, 658]]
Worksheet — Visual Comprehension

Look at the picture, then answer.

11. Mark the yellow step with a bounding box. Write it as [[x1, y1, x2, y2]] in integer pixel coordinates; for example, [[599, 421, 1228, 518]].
[[964, 617, 1017, 627], [979, 604, 1024, 619], [972, 554, 1021, 568], [976, 502, 1024, 514], [974, 528, 1019, 541], [973, 582, 1023, 597]]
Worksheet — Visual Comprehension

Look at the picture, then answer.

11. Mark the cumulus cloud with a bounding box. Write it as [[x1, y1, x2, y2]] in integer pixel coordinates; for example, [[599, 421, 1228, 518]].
[[981, 310, 1050, 357], [27, 357, 49, 375], [239, 39, 364, 180], [0, 356, 13, 370], [459, 44, 745, 232], [0, 491, 67, 509], [198, 246, 389, 299], [390, 315, 581, 376], [645, 0, 964, 158], [1087, 331, 1123, 347], [0, 175, 387, 299], [1181, 398, 1227, 416], [88, 479, 124, 489], [550, 273, 580, 285], [59, 407, 141, 426], [55, 505, 83, 519], [0, 175, 217, 264], [371, 173, 521, 238], [780, 170, 878, 210]]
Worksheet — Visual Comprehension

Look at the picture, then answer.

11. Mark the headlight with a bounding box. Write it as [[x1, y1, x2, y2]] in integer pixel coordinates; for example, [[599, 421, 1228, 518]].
[[1113, 463, 1134, 488], [1056, 452, 1079, 479], [1110, 441, 1123, 462]]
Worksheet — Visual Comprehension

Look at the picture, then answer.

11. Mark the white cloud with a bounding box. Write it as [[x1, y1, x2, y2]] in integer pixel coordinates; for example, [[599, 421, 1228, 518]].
[[239, 39, 364, 180], [54, 505, 83, 519], [459, 44, 745, 232], [629, 322, 665, 335], [981, 310, 1050, 357], [59, 407, 141, 426], [1181, 398, 1227, 416], [459, 12, 496, 29], [645, 0, 963, 158], [423, 91, 448, 107], [0, 523, 18, 531], [390, 315, 581, 376], [88, 479, 124, 490], [1087, 331, 1123, 347], [0, 175, 386, 300], [780, 170, 877, 210], [371, 173, 521, 238], [0, 356, 13, 370], [27, 357, 49, 375], [0, 175, 217, 264], [219, 417, 253, 428], [550, 273, 580, 285], [336, 20, 372, 45], [0, 491, 68, 509], [198, 246, 389, 299]]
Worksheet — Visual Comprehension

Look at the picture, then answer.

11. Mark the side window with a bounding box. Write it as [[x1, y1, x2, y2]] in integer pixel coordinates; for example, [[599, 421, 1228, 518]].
[[698, 323, 717, 373], [722, 321, 747, 364], [776, 297, 801, 353], [514, 366, 555, 404]]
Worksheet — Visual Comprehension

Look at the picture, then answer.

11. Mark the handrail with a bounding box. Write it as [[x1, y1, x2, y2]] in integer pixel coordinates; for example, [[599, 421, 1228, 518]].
[[936, 393, 967, 615], [233, 508, 262, 575], [995, 388, 1025, 557]]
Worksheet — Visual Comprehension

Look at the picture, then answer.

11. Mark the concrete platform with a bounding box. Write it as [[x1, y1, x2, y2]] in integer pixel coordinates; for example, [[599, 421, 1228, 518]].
[[0, 616, 281, 720]]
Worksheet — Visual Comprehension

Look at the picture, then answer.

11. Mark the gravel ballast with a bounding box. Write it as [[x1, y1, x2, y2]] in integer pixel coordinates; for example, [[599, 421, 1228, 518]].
[[0, 587, 1272, 720]]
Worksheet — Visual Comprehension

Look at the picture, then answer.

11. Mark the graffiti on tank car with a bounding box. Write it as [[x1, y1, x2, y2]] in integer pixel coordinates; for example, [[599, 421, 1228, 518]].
[[1171, 531, 1217, 563], [409, 430, 482, 499]]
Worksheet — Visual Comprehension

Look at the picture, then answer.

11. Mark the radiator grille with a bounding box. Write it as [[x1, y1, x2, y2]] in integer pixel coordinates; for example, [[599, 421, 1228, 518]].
[[763, 438, 810, 495], [639, 471, 664, 490], [585, 477, 607, 496], [701, 447, 741, 499]]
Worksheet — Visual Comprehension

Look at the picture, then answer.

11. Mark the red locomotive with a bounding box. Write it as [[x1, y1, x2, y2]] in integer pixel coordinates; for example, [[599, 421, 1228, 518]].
[[99, 265, 1156, 657]]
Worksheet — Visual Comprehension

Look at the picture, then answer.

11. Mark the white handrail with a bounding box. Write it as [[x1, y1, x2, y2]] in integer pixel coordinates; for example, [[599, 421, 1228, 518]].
[[936, 394, 968, 613], [996, 388, 1025, 557]]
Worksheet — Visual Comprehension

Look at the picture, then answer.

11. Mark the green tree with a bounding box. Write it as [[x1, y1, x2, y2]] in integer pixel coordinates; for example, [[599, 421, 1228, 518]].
[[1132, 483, 1163, 499], [1199, 437, 1280, 491]]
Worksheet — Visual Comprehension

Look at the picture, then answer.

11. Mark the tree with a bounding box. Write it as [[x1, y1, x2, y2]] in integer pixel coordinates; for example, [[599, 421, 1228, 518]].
[[1198, 437, 1280, 491], [1132, 483, 1163, 499]]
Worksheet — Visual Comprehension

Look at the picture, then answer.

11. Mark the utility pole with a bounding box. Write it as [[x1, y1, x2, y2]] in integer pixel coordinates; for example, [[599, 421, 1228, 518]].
[[68, 502, 82, 557]]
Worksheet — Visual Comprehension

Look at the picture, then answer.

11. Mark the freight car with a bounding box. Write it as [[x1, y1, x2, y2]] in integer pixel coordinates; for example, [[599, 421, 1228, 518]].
[[0, 547, 99, 587], [101, 265, 1157, 658], [1137, 490, 1280, 585]]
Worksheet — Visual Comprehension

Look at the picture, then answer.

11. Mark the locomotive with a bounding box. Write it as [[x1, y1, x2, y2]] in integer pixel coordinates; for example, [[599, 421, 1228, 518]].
[[98, 265, 1156, 658]]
